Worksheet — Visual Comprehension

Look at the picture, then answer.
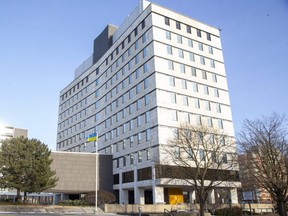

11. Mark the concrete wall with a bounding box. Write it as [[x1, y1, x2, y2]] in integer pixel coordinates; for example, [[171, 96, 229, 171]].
[[49, 152, 113, 194]]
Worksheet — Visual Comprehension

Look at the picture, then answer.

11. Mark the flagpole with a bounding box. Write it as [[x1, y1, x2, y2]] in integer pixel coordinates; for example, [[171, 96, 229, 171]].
[[95, 133, 98, 215]]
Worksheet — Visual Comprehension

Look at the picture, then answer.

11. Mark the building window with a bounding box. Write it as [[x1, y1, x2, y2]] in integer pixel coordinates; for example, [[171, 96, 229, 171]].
[[174, 147, 180, 158], [168, 60, 174, 70], [183, 95, 188, 106], [198, 42, 203, 51], [123, 156, 126, 166], [178, 49, 184, 58], [200, 56, 205, 65], [138, 151, 142, 163], [165, 17, 170, 25], [146, 129, 151, 141], [191, 67, 197, 76], [136, 83, 141, 94], [138, 132, 142, 143], [201, 71, 207, 80], [147, 149, 151, 160], [141, 20, 145, 29], [194, 98, 200, 109], [144, 62, 149, 73], [205, 101, 211, 111], [170, 93, 176, 103], [207, 117, 213, 127], [214, 88, 219, 97], [208, 46, 213, 54], [130, 154, 134, 165], [177, 35, 182, 44], [207, 32, 211, 41], [171, 110, 178, 121], [167, 45, 173, 55], [197, 29, 202, 37], [196, 115, 202, 125], [187, 25, 191, 34], [134, 27, 138, 36], [188, 39, 193, 47], [222, 154, 228, 163], [216, 103, 221, 113], [169, 76, 175, 86], [210, 59, 215, 68], [144, 78, 148, 89], [192, 82, 198, 92], [145, 94, 149, 105], [218, 119, 223, 129], [212, 74, 217, 82], [137, 99, 141, 110], [204, 86, 209, 95], [142, 33, 147, 43], [130, 136, 134, 146], [176, 21, 181, 30], [137, 115, 142, 126], [200, 149, 205, 161], [143, 47, 148, 58], [180, 64, 185, 73], [145, 111, 150, 123], [181, 80, 187, 89], [166, 31, 171, 40], [183, 112, 190, 123], [189, 53, 195, 62]]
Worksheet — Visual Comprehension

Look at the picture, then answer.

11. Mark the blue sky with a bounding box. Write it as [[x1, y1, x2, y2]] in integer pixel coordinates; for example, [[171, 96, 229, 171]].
[[0, 0, 287, 150]]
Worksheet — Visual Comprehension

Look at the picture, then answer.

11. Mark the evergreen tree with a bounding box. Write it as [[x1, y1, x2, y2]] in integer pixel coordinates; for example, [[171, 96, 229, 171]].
[[0, 137, 58, 202]]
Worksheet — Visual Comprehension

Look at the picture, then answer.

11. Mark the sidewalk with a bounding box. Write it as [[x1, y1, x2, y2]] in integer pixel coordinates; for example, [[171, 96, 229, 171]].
[[0, 205, 104, 214]]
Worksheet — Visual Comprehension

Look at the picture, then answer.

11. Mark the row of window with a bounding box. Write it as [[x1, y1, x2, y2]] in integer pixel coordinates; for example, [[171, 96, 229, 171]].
[[104, 110, 151, 141], [173, 147, 228, 164], [105, 128, 152, 154], [166, 40, 213, 56], [169, 91, 222, 113], [170, 109, 224, 129], [167, 54, 215, 71], [58, 89, 153, 145], [60, 16, 147, 104], [164, 16, 212, 41], [168, 76, 220, 97], [113, 148, 151, 168]]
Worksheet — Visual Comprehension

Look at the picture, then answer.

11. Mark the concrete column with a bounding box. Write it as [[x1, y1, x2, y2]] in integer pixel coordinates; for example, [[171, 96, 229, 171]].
[[153, 186, 164, 204], [135, 187, 145, 204], [230, 188, 238, 204], [208, 189, 215, 204], [189, 190, 196, 203], [119, 171, 128, 204], [133, 166, 145, 204]]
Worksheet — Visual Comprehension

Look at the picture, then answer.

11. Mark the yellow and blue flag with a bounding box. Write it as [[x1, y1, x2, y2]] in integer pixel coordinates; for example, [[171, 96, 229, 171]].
[[87, 132, 98, 142]]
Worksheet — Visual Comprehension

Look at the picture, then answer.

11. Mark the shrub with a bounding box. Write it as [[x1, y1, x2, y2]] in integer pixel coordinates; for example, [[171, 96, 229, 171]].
[[215, 207, 242, 216]]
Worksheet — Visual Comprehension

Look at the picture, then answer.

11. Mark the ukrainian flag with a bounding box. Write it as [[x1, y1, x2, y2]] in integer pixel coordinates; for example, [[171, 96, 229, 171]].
[[87, 132, 98, 142]]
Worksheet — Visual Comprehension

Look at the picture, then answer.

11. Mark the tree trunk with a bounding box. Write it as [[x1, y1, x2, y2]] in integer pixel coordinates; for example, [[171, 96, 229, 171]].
[[199, 199, 206, 216], [16, 189, 21, 203], [24, 191, 27, 203], [277, 201, 287, 216]]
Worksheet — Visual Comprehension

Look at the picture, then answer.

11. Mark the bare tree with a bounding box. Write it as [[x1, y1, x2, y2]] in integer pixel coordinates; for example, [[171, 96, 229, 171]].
[[238, 113, 288, 216], [160, 124, 239, 216]]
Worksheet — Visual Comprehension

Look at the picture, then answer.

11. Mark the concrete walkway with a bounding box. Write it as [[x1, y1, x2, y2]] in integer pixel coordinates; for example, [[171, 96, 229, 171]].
[[0, 205, 109, 215]]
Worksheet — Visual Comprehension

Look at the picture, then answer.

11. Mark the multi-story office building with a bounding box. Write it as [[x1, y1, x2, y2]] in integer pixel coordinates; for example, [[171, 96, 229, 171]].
[[57, 0, 240, 205]]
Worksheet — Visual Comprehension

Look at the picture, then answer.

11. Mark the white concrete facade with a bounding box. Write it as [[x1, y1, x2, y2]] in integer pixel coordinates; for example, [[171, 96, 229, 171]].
[[57, 0, 240, 205]]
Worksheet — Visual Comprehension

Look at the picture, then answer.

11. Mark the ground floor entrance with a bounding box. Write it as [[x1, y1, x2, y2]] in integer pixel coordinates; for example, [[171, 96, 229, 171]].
[[115, 186, 239, 205]]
